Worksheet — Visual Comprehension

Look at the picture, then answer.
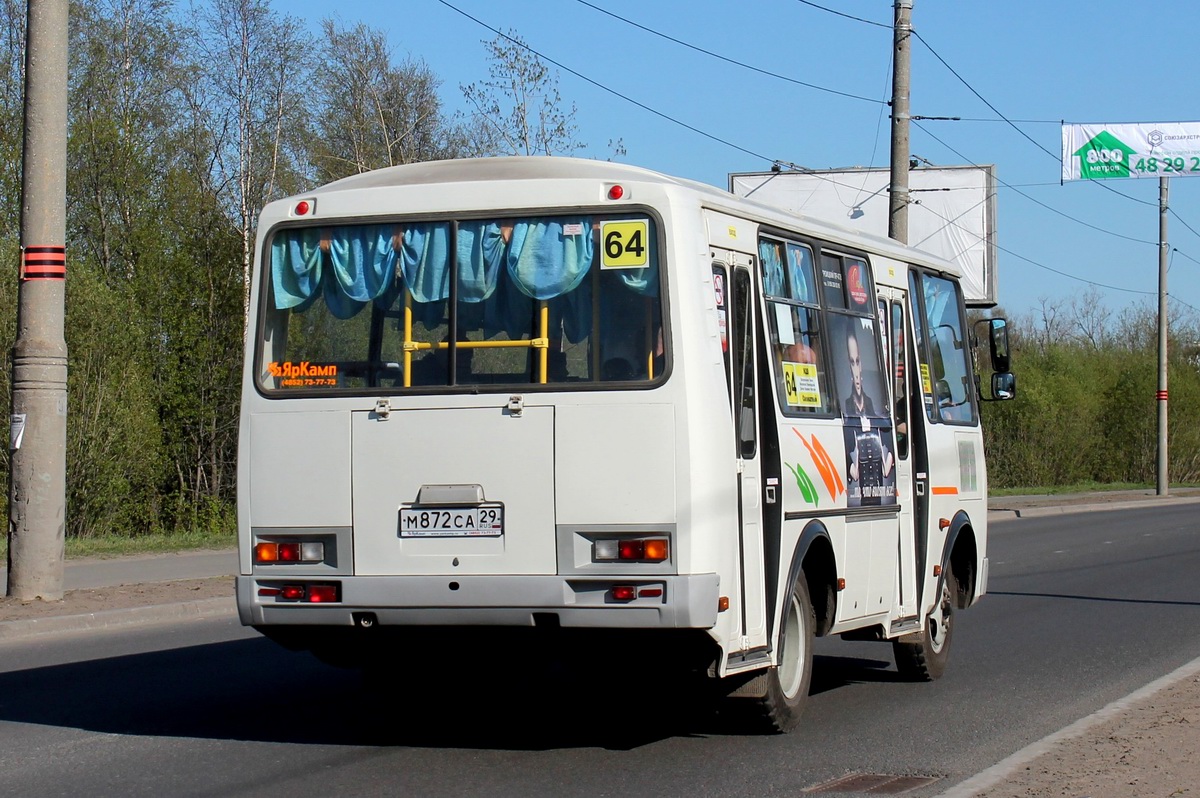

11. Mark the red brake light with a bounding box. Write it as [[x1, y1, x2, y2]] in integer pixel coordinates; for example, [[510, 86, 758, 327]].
[[280, 585, 304, 600], [278, 543, 301, 562], [618, 540, 644, 560], [611, 586, 636, 601], [307, 584, 339, 603]]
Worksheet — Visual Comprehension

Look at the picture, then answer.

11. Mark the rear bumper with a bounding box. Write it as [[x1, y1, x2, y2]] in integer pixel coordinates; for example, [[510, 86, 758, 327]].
[[236, 573, 721, 629]]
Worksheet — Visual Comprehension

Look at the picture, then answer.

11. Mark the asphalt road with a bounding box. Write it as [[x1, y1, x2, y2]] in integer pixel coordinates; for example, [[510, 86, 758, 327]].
[[1, 503, 1197, 797]]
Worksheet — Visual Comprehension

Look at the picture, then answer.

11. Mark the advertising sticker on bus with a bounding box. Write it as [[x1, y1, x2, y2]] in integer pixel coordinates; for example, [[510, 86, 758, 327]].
[[831, 315, 896, 507]]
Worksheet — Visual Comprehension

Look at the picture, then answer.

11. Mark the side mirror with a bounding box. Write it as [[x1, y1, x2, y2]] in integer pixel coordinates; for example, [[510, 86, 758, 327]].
[[991, 372, 1016, 400], [988, 318, 1010, 373]]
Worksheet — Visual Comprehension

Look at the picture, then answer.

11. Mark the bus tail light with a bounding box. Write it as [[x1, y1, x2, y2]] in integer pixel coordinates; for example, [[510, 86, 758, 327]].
[[254, 540, 325, 564], [270, 583, 341, 603], [593, 537, 669, 563], [610, 585, 664, 602]]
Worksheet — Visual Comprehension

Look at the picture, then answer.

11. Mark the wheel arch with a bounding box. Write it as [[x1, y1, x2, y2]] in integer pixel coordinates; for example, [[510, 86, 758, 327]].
[[783, 520, 837, 638], [941, 510, 977, 610]]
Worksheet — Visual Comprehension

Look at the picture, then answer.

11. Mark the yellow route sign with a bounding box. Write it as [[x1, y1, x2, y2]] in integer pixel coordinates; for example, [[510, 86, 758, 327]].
[[601, 220, 649, 269]]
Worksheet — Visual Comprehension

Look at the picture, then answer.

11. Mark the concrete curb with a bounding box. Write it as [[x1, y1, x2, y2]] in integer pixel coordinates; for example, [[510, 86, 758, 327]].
[[936, 654, 1200, 798], [0, 597, 236, 642], [988, 494, 1200, 522]]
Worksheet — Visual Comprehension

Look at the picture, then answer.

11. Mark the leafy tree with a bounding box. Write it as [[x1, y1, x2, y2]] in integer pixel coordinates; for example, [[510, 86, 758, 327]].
[[461, 31, 585, 157]]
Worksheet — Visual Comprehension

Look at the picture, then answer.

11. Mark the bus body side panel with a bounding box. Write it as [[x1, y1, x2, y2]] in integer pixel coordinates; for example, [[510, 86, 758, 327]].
[[916, 414, 987, 615]]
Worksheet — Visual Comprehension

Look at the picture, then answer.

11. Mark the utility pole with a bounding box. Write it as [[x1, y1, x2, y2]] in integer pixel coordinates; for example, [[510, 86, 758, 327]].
[[7, 0, 69, 601], [888, 0, 913, 244], [1156, 176, 1169, 496]]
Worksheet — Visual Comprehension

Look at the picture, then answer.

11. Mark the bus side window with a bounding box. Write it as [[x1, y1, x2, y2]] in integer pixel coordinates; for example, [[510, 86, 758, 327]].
[[891, 300, 909, 458], [732, 268, 756, 458]]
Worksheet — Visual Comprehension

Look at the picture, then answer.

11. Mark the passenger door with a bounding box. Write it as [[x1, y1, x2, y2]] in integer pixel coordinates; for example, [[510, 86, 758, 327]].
[[713, 251, 768, 649], [879, 286, 919, 622]]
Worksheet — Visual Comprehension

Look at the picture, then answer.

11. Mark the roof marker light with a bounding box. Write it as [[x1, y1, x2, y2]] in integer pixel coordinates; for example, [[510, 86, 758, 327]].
[[607, 184, 624, 200], [295, 200, 311, 216]]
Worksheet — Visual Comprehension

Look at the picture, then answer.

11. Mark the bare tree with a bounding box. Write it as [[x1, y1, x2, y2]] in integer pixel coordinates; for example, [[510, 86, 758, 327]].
[[187, 0, 311, 317], [310, 19, 466, 182], [1067, 287, 1113, 350], [461, 31, 585, 157]]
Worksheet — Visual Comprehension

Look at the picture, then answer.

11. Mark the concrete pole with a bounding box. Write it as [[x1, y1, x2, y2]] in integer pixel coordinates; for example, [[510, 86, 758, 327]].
[[888, 0, 913, 244], [1156, 177, 1169, 496], [7, 0, 69, 600]]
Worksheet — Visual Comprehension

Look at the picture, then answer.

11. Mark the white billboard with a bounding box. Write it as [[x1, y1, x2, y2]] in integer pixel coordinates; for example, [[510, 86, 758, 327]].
[[1062, 122, 1200, 182], [729, 165, 998, 306]]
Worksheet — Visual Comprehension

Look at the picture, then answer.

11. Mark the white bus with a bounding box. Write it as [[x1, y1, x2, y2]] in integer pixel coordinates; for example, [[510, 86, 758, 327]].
[[237, 157, 1013, 731]]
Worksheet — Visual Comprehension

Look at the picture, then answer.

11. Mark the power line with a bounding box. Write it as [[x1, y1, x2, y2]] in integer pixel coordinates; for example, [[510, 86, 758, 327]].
[[572, 0, 883, 104], [437, 0, 904, 198], [913, 120, 1158, 246], [1174, 248, 1200, 267], [793, 0, 889, 29], [917, 200, 1156, 298], [1171, 206, 1200, 241], [910, 29, 1060, 164], [436, 0, 777, 165], [910, 29, 1162, 212], [916, 116, 1060, 124]]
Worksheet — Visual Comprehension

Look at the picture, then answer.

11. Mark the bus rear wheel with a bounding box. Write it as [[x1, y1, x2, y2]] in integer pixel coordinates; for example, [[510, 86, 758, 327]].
[[746, 575, 815, 733], [893, 569, 956, 681]]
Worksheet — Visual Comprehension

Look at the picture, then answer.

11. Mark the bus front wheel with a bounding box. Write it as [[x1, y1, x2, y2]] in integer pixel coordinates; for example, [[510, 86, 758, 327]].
[[893, 569, 956, 681]]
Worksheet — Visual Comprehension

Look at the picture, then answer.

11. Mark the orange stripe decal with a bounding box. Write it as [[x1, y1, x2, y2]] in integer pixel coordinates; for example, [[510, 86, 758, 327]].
[[794, 429, 836, 498], [931, 486, 959, 495]]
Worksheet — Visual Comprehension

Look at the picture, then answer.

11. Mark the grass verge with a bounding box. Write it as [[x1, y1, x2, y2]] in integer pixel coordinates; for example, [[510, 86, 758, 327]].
[[990, 481, 1200, 496], [1, 529, 234, 562]]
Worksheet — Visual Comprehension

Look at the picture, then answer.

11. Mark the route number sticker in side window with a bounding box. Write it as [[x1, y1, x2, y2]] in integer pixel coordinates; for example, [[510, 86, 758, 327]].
[[601, 220, 649, 269]]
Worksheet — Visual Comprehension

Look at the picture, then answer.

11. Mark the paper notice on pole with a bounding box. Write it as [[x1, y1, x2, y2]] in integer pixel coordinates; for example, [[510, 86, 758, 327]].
[[10, 413, 26, 450]]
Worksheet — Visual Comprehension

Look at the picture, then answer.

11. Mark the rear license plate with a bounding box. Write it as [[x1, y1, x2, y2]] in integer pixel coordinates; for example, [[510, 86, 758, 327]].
[[399, 504, 504, 538]]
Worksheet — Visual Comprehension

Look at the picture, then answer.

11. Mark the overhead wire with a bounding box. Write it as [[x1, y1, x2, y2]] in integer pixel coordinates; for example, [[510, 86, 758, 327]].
[[1169, 207, 1200, 243], [572, 0, 883, 104], [913, 120, 1158, 246], [438, 0, 905, 197], [435, 0, 777, 165], [793, 0, 890, 29], [916, 200, 1155, 298], [440, 0, 1199, 301]]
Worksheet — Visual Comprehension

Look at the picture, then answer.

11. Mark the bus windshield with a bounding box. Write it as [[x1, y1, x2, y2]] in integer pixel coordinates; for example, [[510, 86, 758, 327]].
[[257, 213, 664, 392]]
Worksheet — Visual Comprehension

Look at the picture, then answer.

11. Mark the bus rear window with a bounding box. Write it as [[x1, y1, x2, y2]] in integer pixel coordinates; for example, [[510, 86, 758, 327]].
[[257, 215, 664, 392]]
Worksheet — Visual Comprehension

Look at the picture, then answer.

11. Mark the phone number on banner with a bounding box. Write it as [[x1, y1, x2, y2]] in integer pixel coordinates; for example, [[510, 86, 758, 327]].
[[1133, 156, 1200, 175]]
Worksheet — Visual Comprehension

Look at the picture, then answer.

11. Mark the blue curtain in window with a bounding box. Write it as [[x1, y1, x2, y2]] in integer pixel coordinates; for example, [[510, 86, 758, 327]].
[[507, 217, 594, 300], [271, 228, 324, 310], [759, 240, 785, 296], [323, 225, 402, 318], [786, 243, 813, 303]]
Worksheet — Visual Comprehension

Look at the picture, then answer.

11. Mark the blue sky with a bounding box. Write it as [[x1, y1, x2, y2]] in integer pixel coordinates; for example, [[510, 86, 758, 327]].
[[277, 0, 1200, 320]]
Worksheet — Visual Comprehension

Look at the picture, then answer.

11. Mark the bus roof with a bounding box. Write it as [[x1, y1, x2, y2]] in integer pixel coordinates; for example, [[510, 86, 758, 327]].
[[295, 156, 962, 278]]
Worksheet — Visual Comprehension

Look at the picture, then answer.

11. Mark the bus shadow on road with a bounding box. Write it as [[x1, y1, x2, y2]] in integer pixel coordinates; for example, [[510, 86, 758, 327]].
[[810, 654, 900, 696], [0, 635, 803, 750]]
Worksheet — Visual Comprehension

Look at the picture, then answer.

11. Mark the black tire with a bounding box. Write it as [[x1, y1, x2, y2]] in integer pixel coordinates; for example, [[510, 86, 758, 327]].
[[747, 575, 816, 733], [893, 569, 956, 681]]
